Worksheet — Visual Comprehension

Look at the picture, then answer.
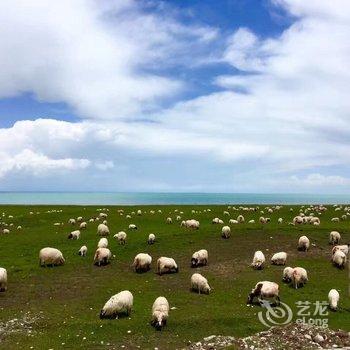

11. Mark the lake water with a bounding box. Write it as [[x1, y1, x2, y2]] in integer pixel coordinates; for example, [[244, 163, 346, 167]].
[[0, 192, 349, 205]]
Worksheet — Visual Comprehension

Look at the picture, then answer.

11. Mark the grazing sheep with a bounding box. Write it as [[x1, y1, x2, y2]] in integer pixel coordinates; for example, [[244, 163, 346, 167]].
[[128, 224, 137, 230], [100, 290, 133, 319], [2, 228, 9, 234], [332, 250, 347, 269], [133, 253, 152, 273], [251, 251, 265, 270], [78, 245, 87, 256], [68, 230, 80, 240], [298, 236, 310, 251], [229, 219, 238, 224], [17, 225, 22, 230], [293, 216, 303, 225], [237, 215, 245, 223], [176, 215, 181, 221], [97, 223, 110, 236], [93, 247, 112, 266], [247, 281, 280, 305], [212, 217, 220, 224], [191, 249, 208, 267], [137, 210, 142, 216], [291, 267, 308, 289], [181, 219, 200, 229], [259, 217, 267, 224], [79, 222, 87, 229], [98, 237, 108, 248], [99, 212, 108, 219], [332, 244, 349, 256], [39, 247, 65, 267], [278, 218, 283, 224], [248, 219, 255, 224], [328, 289, 340, 311], [148, 233, 156, 245], [190, 273, 211, 294], [282, 267, 294, 283], [0, 267, 7, 292], [77, 216, 83, 222], [68, 218, 76, 225], [166, 217, 172, 224], [329, 231, 341, 245], [157, 257, 178, 275], [151, 296, 169, 330], [221, 226, 231, 239], [114, 231, 127, 245], [271, 252, 287, 265], [331, 217, 340, 223]]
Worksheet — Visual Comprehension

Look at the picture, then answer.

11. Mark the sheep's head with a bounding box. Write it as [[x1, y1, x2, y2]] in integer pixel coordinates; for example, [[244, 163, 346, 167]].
[[191, 258, 198, 267], [247, 292, 254, 304]]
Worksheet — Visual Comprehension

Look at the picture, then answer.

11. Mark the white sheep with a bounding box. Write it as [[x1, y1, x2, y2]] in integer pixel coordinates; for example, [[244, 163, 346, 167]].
[[151, 296, 169, 330], [251, 251, 265, 270], [248, 219, 255, 224], [271, 252, 287, 265], [181, 219, 200, 229], [78, 245, 87, 257], [2, 228, 9, 234], [191, 273, 211, 294], [0, 267, 7, 292], [298, 236, 310, 251], [68, 218, 76, 225], [331, 217, 340, 223], [99, 212, 108, 219], [221, 226, 231, 239], [97, 223, 109, 236], [332, 244, 349, 256], [148, 233, 156, 245], [98, 237, 108, 248], [229, 219, 238, 224], [247, 281, 280, 305], [166, 217, 172, 224], [114, 231, 127, 245], [329, 231, 341, 245], [259, 217, 267, 224], [17, 225, 22, 230], [191, 249, 208, 267], [291, 267, 308, 289], [77, 216, 83, 222], [100, 290, 133, 319], [79, 222, 87, 229], [39, 247, 65, 267], [237, 215, 245, 223], [157, 257, 178, 275], [133, 253, 152, 273], [278, 218, 283, 224], [293, 216, 303, 225], [128, 224, 137, 230], [68, 230, 80, 240], [332, 250, 346, 269], [282, 267, 294, 283], [212, 217, 220, 224], [328, 289, 340, 311], [93, 247, 112, 266], [137, 210, 142, 216]]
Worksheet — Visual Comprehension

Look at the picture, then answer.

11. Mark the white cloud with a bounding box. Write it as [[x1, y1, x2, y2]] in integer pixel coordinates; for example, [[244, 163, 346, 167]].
[[0, 0, 350, 192]]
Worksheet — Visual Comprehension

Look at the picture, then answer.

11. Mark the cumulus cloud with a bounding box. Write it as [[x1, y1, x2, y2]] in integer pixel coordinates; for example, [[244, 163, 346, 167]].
[[0, 0, 350, 192]]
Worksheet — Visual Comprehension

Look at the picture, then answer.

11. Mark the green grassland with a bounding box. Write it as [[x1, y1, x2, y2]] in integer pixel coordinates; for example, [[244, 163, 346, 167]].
[[0, 205, 349, 349]]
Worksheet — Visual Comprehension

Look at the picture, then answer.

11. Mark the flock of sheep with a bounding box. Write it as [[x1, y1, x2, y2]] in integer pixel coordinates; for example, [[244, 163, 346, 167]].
[[0, 204, 348, 331]]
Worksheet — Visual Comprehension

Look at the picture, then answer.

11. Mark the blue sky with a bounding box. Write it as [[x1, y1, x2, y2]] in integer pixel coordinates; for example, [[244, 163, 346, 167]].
[[0, 0, 350, 193]]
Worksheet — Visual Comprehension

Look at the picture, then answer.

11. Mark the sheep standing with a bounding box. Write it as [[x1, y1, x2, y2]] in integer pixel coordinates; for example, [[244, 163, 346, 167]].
[[332, 250, 347, 269], [282, 267, 294, 283], [271, 252, 287, 265], [247, 281, 280, 305], [291, 267, 308, 289], [190, 273, 211, 294], [251, 251, 265, 270], [97, 223, 109, 236], [328, 289, 340, 311], [181, 219, 199, 229], [166, 217, 172, 224], [237, 215, 245, 223], [100, 290, 133, 319], [0, 267, 7, 292], [151, 296, 169, 330], [332, 244, 349, 256], [191, 249, 208, 267], [68, 230, 80, 240], [39, 247, 65, 267], [128, 224, 137, 230], [221, 226, 231, 239], [298, 236, 310, 251], [133, 253, 152, 273], [329, 231, 341, 245], [157, 257, 178, 275], [114, 231, 127, 245], [148, 233, 156, 245], [98, 237, 108, 248], [94, 247, 112, 266], [79, 222, 87, 229], [78, 245, 87, 257]]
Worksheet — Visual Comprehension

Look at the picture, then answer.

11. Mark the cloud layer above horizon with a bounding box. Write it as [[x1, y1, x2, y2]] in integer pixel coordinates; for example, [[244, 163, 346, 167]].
[[1, 0, 350, 193]]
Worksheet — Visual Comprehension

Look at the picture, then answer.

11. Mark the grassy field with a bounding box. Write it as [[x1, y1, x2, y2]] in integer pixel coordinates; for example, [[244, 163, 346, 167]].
[[0, 204, 349, 349]]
